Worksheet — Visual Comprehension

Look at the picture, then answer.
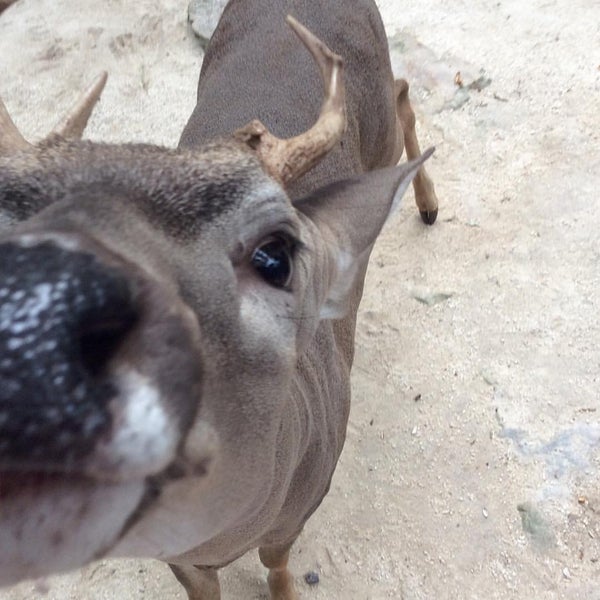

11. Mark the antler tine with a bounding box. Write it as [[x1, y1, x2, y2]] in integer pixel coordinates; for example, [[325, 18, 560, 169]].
[[234, 16, 346, 185], [51, 71, 108, 139], [0, 72, 107, 156], [285, 15, 345, 123], [0, 96, 31, 155]]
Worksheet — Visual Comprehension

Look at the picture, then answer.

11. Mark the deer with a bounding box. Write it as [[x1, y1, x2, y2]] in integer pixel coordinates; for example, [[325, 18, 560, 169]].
[[0, 0, 438, 598]]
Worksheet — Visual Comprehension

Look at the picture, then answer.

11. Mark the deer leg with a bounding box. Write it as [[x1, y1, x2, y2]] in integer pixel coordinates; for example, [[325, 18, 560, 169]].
[[259, 540, 298, 600], [395, 78, 439, 225], [169, 564, 221, 600]]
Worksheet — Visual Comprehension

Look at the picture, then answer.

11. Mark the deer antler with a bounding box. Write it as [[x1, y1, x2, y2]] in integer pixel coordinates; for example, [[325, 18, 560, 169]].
[[0, 97, 30, 154], [51, 71, 108, 139], [0, 72, 108, 156], [233, 16, 346, 185]]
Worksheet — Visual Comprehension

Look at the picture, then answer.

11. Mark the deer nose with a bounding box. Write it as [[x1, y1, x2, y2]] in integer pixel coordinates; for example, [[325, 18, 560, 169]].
[[0, 240, 139, 469]]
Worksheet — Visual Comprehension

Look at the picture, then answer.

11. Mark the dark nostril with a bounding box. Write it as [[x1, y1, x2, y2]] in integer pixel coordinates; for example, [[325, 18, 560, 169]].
[[79, 313, 138, 378], [74, 253, 140, 378]]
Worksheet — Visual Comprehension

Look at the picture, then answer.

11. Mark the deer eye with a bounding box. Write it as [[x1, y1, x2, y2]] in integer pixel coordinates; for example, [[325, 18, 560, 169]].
[[251, 236, 294, 289]]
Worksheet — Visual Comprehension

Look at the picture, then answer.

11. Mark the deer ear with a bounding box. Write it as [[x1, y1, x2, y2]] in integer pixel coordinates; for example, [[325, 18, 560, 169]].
[[294, 149, 434, 319]]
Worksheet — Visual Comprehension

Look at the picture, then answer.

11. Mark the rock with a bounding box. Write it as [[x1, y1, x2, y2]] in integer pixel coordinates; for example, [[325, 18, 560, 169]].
[[517, 502, 556, 550], [410, 288, 454, 306], [304, 571, 320, 585], [188, 0, 229, 49]]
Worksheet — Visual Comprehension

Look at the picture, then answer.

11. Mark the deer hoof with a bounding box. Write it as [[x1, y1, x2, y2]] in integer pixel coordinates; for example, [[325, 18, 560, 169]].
[[419, 208, 438, 225]]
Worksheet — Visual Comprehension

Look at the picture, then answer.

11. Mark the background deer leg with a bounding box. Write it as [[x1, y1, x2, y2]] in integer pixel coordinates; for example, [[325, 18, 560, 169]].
[[395, 78, 439, 224], [259, 540, 298, 600], [169, 564, 221, 600]]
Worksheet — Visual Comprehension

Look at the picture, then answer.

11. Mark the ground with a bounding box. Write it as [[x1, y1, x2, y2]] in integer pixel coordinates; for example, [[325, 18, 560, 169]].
[[0, 0, 599, 598]]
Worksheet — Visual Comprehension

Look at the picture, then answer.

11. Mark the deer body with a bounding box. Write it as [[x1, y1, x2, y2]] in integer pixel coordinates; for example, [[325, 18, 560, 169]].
[[181, 0, 398, 188], [0, 1, 438, 598]]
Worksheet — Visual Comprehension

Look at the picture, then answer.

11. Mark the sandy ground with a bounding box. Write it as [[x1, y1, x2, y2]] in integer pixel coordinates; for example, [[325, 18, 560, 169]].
[[1, 0, 599, 598]]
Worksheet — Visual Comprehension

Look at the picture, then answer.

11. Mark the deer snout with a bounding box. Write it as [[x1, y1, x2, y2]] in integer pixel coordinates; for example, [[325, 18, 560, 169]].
[[0, 240, 139, 471], [0, 237, 206, 481]]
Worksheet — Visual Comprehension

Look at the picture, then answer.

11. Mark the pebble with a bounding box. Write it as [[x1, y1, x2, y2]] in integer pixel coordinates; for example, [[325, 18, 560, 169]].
[[304, 571, 320, 586]]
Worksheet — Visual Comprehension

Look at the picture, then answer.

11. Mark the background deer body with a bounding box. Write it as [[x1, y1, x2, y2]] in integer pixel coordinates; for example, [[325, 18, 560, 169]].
[[0, 1, 437, 598]]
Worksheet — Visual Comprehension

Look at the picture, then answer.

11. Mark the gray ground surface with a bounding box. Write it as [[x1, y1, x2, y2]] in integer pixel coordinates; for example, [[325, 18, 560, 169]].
[[0, 0, 599, 598]]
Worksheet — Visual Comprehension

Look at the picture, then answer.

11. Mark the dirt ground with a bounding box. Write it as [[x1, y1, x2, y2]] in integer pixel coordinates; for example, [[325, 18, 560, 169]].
[[1, 0, 599, 598]]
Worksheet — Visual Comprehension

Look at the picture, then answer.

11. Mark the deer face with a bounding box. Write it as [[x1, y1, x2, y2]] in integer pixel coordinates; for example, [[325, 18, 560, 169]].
[[0, 17, 348, 579], [0, 136, 431, 580], [0, 137, 330, 578]]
